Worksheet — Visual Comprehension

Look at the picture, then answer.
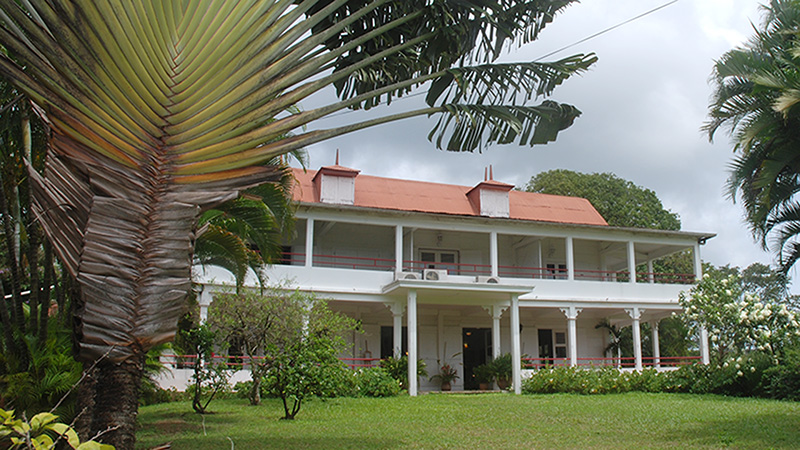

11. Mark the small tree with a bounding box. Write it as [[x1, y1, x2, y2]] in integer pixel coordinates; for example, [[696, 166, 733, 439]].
[[207, 289, 283, 406], [178, 324, 231, 414], [262, 294, 358, 420], [680, 266, 800, 364]]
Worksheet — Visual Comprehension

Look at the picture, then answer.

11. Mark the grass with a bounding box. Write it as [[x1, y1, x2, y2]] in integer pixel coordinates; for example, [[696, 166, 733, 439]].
[[137, 392, 800, 449]]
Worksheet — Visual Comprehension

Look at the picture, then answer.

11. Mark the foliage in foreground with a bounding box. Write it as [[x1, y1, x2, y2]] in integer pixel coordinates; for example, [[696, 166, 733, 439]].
[[0, 409, 112, 449]]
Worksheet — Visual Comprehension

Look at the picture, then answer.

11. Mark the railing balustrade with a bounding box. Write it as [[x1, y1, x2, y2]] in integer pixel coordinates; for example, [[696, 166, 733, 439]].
[[522, 355, 701, 370], [276, 252, 695, 284], [162, 354, 700, 371]]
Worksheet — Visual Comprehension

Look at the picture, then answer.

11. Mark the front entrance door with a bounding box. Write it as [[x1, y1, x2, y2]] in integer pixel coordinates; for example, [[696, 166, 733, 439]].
[[462, 328, 491, 390]]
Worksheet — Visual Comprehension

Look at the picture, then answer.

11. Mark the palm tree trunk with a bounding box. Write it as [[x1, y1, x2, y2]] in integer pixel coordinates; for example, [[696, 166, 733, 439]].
[[38, 241, 53, 346], [92, 354, 145, 450]]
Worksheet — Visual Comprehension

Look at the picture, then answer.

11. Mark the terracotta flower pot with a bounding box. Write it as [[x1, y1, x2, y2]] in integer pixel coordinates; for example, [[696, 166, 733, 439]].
[[496, 377, 510, 390], [441, 381, 452, 391], [478, 382, 490, 390]]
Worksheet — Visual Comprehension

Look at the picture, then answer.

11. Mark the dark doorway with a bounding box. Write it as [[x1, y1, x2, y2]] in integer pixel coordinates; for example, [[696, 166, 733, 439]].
[[462, 328, 492, 390], [538, 328, 553, 368], [380, 326, 407, 359]]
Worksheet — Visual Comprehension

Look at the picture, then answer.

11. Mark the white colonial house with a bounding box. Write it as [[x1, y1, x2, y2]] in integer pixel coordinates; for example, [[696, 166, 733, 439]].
[[183, 162, 715, 395]]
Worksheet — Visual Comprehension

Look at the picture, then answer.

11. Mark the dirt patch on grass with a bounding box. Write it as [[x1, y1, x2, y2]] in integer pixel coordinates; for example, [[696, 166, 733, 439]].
[[151, 418, 201, 434]]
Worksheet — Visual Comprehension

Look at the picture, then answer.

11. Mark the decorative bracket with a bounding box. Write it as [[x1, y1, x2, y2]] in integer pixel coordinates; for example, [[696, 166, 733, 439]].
[[559, 306, 582, 320]]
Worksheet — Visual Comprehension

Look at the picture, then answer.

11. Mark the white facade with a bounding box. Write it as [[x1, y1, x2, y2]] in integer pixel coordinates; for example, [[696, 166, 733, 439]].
[[188, 167, 714, 395]]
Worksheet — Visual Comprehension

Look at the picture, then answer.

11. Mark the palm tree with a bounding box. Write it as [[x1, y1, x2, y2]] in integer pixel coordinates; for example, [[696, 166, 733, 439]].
[[705, 0, 800, 273], [0, 2, 595, 447], [194, 155, 299, 290]]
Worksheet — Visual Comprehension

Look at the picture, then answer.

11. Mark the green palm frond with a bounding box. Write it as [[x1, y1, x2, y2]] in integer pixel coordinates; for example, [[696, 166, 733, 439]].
[[0, 0, 590, 366], [429, 101, 582, 151], [707, 0, 800, 273]]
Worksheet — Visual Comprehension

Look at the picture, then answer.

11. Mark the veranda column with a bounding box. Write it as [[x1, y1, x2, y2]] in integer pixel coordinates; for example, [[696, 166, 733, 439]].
[[693, 241, 703, 282], [651, 320, 661, 368], [647, 260, 655, 284], [407, 289, 418, 396], [385, 302, 405, 358], [305, 218, 314, 268], [490, 231, 499, 277], [510, 294, 522, 394], [627, 241, 636, 283], [395, 225, 403, 272], [565, 236, 575, 281], [700, 325, 710, 365], [484, 305, 508, 360], [560, 306, 582, 367], [626, 307, 645, 370]]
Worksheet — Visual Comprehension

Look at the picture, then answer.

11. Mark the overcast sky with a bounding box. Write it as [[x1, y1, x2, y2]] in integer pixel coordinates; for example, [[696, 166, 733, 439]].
[[300, 1, 787, 284]]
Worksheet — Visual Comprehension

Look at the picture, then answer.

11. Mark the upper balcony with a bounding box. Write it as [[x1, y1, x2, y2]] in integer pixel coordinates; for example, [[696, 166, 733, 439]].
[[251, 215, 713, 305]]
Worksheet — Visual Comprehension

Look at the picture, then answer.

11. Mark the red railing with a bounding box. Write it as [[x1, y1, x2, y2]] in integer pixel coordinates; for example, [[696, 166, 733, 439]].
[[160, 354, 381, 370], [277, 252, 695, 284], [522, 355, 701, 370], [163, 354, 700, 372]]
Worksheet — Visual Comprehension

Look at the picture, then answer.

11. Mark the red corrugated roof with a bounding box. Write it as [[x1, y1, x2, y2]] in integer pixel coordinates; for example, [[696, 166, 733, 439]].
[[291, 167, 608, 226]]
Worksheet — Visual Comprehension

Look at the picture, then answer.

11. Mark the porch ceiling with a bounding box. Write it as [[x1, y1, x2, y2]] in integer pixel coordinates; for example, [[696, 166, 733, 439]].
[[381, 279, 530, 306]]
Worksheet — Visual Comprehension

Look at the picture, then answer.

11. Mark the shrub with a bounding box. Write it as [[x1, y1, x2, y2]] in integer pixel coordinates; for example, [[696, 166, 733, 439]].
[[380, 356, 427, 391], [355, 367, 402, 397], [763, 364, 800, 400]]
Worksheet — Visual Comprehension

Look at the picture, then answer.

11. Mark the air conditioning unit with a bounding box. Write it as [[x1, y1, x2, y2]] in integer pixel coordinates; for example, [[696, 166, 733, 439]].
[[395, 271, 421, 281], [423, 269, 448, 281], [476, 276, 501, 284]]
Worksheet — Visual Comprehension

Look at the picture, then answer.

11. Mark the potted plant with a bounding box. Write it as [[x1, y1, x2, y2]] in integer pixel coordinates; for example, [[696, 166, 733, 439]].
[[430, 363, 459, 391], [472, 363, 494, 390], [490, 353, 513, 390]]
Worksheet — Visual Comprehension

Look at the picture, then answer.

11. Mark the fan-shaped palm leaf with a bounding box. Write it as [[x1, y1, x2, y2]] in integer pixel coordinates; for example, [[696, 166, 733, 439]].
[[0, 2, 593, 446]]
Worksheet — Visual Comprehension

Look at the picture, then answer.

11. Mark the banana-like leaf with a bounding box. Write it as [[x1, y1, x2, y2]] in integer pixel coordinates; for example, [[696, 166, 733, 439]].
[[0, 0, 589, 362]]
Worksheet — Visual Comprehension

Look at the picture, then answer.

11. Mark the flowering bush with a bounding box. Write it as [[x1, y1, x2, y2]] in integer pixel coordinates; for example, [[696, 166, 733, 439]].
[[679, 271, 800, 364]]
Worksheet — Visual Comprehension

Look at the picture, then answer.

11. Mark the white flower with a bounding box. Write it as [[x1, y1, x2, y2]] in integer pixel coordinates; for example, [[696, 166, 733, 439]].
[[737, 371, 744, 377], [750, 367, 756, 373]]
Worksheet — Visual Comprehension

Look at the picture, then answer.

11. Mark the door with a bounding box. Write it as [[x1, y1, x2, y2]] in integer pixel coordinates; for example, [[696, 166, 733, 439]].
[[462, 328, 492, 390], [538, 328, 553, 368]]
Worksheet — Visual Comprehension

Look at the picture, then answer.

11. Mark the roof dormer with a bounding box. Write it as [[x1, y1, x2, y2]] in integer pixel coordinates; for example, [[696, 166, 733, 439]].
[[466, 166, 514, 218], [312, 152, 360, 205]]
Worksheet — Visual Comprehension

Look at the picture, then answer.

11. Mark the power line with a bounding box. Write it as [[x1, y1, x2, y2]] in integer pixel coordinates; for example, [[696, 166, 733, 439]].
[[316, 0, 680, 121], [534, 0, 680, 62]]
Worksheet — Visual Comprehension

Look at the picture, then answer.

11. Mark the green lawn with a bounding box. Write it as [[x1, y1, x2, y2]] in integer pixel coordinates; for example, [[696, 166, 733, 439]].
[[136, 393, 800, 449]]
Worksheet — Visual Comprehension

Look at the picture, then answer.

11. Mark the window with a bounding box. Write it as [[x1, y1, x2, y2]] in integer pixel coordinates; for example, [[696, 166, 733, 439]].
[[546, 263, 567, 280], [420, 249, 459, 274], [554, 331, 567, 358]]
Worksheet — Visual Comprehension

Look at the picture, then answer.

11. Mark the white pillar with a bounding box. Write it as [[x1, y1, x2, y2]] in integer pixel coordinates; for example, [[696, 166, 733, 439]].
[[510, 294, 521, 394], [693, 242, 703, 283], [700, 325, 710, 365], [566, 236, 575, 281], [484, 305, 507, 360], [490, 231, 499, 277], [651, 320, 661, 368], [627, 241, 636, 283], [647, 260, 655, 284], [305, 218, 314, 268], [560, 306, 582, 367], [626, 307, 644, 370], [395, 225, 403, 272], [407, 289, 418, 396], [536, 240, 543, 278], [385, 302, 404, 359]]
